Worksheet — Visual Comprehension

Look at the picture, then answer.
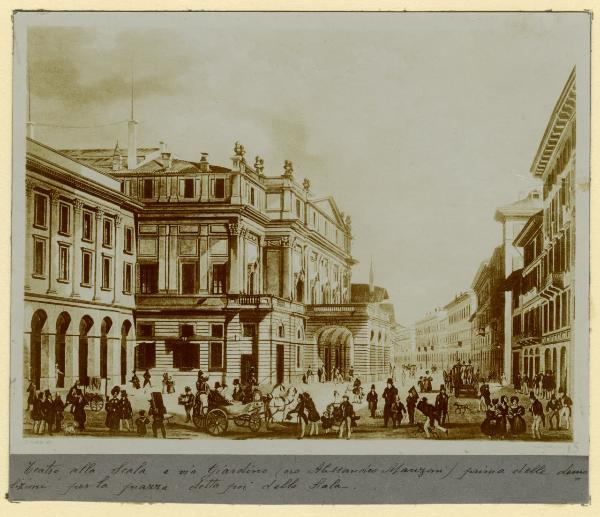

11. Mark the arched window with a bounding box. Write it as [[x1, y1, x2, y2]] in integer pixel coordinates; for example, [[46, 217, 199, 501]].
[[278, 324, 285, 338]]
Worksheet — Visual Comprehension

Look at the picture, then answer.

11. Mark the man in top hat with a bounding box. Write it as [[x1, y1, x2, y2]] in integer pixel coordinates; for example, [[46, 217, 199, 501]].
[[366, 384, 378, 418], [382, 378, 398, 428], [435, 385, 449, 425], [120, 390, 133, 431], [338, 395, 355, 440]]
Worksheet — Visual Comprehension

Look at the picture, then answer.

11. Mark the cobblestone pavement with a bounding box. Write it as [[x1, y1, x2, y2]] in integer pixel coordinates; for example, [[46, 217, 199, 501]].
[[23, 376, 572, 442]]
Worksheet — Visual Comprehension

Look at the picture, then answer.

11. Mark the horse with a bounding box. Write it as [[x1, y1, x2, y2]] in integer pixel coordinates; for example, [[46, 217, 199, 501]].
[[263, 385, 299, 429]]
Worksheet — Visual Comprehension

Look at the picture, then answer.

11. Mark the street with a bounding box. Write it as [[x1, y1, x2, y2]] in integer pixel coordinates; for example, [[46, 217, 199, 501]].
[[24, 373, 573, 441]]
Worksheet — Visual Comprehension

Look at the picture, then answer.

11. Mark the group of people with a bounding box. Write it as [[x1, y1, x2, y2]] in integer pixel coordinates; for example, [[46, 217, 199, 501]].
[[480, 389, 572, 440], [104, 386, 134, 433], [515, 370, 557, 400], [27, 380, 88, 434]]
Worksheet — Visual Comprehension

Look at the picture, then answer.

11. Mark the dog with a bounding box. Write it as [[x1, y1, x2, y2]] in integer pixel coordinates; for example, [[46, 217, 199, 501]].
[[63, 423, 76, 435]]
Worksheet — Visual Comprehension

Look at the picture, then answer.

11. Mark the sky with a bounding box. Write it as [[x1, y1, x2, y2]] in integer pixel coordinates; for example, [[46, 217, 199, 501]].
[[24, 12, 586, 325]]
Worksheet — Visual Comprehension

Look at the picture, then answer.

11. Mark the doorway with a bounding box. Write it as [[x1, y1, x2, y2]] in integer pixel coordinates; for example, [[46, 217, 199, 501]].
[[30, 310, 47, 389], [79, 316, 93, 387], [276, 345, 284, 385]]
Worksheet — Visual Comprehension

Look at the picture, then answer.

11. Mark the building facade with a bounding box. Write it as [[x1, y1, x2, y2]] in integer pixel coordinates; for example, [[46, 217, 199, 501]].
[[24, 139, 140, 392], [414, 309, 447, 371], [509, 69, 576, 395], [39, 135, 395, 389], [443, 291, 476, 366]]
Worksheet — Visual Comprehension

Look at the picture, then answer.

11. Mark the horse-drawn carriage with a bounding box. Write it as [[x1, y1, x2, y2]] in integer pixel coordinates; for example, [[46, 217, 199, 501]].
[[449, 363, 478, 398], [191, 388, 265, 436]]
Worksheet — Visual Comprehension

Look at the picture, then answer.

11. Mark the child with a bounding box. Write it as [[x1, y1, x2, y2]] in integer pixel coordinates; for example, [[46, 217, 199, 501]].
[[135, 410, 150, 436]]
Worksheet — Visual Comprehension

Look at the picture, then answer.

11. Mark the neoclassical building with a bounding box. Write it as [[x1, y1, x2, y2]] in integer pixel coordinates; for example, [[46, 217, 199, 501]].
[[24, 139, 140, 391], [23, 130, 396, 391]]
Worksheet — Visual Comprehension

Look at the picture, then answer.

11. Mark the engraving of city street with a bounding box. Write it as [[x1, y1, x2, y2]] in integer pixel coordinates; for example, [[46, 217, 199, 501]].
[[11, 11, 590, 460]]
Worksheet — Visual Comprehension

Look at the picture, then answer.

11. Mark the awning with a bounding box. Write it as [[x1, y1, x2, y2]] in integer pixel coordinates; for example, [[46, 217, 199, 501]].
[[317, 326, 353, 347]]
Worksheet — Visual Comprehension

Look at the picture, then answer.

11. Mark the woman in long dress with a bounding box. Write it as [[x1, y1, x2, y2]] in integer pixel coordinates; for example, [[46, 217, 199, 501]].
[[72, 390, 88, 431], [508, 396, 526, 437], [105, 387, 122, 433]]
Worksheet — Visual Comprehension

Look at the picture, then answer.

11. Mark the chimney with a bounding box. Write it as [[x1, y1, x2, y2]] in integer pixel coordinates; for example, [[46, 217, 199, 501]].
[[127, 119, 138, 169], [159, 141, 172, 169]]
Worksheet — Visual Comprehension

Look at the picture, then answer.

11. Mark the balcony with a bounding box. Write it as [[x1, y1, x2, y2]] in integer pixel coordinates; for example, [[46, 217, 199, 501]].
[[521, 287, 539, 306], [540, 272, 565, 299], [227, 294, 274, 310]]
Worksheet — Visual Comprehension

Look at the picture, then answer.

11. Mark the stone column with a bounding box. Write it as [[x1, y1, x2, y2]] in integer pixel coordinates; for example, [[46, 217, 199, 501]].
[[281, 236, 292, 299], [47, 189, 60, 294], [24, 180, 34, 291], [93, 208, 104, 300], [88, 334, 100, 379], [108, 336, 121, 388], [71, 199, 83, 297], [228, 223, 240, 294], [64, 333, 78, 388], [46, 333, 57, 389]]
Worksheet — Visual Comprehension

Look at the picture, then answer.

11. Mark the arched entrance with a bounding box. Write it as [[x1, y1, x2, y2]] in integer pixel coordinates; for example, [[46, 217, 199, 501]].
[[316, 326, 353, 380], [560, 346, 567, 393], [30, 310, 48, 389], [100, 317, 112, 381], [79, 316, 94, 387], [121, 320, 132, 385], [55, 312, 71, 388], [544, 348, 551, 373]]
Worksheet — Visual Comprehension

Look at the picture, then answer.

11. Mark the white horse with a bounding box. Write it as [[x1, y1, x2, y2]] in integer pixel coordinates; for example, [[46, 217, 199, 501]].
[[264, 385, 298, 428]]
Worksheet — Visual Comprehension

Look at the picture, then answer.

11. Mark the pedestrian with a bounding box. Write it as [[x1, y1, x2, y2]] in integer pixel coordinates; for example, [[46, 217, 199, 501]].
[[348, 365, 354, 381], [391, 396, 406, 428], [131, 370, 141, 390], [31, 391, 43, 433], [287, 393, 307, 439], [105, 386, 122, 432], [53, 392, 65, 433], [317, 366, 323, 383], [367, 384, 378, 418], [135, 410, 150, 436], [55, 362, 64, 389], [307, 366, 314, 384], [514, 372, 522, 392], [508, 396, 526, 436], [406, 386, 419, 425], [196, 370, 209, 393], [42, 390, 54, 435], [529, 391, 544, 440], [338, 395, 355, 440], [558, 391, 572, 430], [65, 380, 79, 410], [183, 386, 194, 422], [26, 380, 36, 411], [149, 393, 167, 438], [417, 396, 448, 438], [143, 369, 152, 388], [120, 390, 133, 432], [382, 378, 398, 428], [546, 393, 560, 430], [305, 393, 320, 436], [547, 371, 556, 399], [479, 382, 491, 412], [496, 395, 509, 439], [435, 385, 449, 426], [71, 390, 88, 431], [162, 372, 169, 394]]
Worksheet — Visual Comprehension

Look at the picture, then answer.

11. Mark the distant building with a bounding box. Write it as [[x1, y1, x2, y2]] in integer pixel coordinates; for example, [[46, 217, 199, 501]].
[[391, 323, 416, 367], [414, 309, 447, 372], [443, 291, 477, 366]]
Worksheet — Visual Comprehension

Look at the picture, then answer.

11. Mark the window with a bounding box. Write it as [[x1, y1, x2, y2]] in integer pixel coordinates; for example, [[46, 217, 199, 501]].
[[214, 178, 225, 198], [123, 263, 133, 293], [183, 178, 194, 198], [171, 340, 199, 370], [181, 324, 195, 338], [212, 263, 227, 294], [211, 324, 224, 338], [124, 227, 133, 253], [59, 203, 70, 234], [82, 211, 93, 241], [278, 324, 285, 338], [210, 341, 224, 370], [139, 263, 159, 294], [243, 324, 256, 338], [250, 187, 255, 205], [102, 256, 111, 289], [143, 179, 154, 199], [138, 323, 154, 337], [135, 342, 156, 369], [58, 245, 69, 281], [33, 193, 47, 228], [82, 251, 92, 285], [181, 263, 197, 294], [103, 219, 113, 247], [33, 237, 45, 276], [296, 345, 301, 368], [296, 199, 301, 218]]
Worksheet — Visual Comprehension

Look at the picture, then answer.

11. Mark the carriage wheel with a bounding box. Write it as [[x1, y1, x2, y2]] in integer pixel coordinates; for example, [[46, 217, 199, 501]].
[[248, 413, 261, 433], [206, 409, 228, 436], [192, 410, 203, 429], [95, 397, 104, 411]]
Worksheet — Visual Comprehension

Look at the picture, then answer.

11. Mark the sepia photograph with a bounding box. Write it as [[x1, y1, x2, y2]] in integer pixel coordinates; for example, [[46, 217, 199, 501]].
[[12, 11, 589, 453]]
